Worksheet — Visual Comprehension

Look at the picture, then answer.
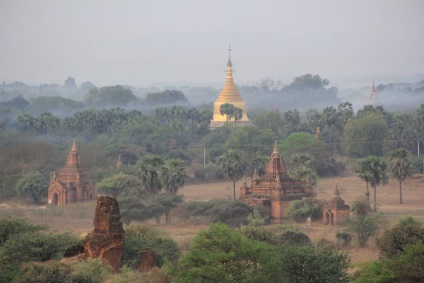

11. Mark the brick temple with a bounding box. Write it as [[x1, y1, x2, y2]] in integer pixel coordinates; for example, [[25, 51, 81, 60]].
[[239, 142, 315, 223], [48, 139, 95, 205], [322, 185, 350, 226]]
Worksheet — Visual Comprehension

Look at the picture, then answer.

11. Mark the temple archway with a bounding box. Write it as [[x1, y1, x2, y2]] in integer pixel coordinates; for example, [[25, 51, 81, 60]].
[[53, 193, 59, 205]]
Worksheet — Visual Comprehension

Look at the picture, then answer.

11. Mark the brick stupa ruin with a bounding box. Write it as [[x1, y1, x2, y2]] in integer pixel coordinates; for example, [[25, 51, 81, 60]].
[[48, 139, 95, 205], [84, 196, 125, 271], [239, 141, 315, 223]]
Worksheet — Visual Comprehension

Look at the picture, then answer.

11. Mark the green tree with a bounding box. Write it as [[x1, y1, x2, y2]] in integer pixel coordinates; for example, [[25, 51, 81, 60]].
[[15, 171, 48, 204], [220, 103, 235, 123], [233, 106, 243, 125], [377, 216, 424, 258], [13, 261, 71, 283], [356, 156, 389, 211], [0, 231, 78, 263], [0, 216, 46, 246], [320, 106, 338, 156], [177, 223, 279, 283], [345, 214, 382, 248], [279, 245, 350, 283], [285, 198, 323, 222], [289, 153, 317, 187], [70, 258, 110, 283], [136, 155, 164, 197], [160, 159, 186, 195], [388, 148, 412, 204], [216, 150, 246, 201], [253, 111, 284, 134], [96, 172, 143, 198], [343, 114, 389, 157]]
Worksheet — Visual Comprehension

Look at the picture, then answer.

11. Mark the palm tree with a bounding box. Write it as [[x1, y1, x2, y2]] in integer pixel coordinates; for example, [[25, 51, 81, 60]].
[[160, 159, 186, 195], [137, 155, 164, 197], [233, 107, 243, 125], [356, 156, 389, 212], [388, 148, 412, 204], [289, 153, 317, 187], [220, 103, 235, 123], [216, 150, 246, 201], [320, 106, 338, 156]]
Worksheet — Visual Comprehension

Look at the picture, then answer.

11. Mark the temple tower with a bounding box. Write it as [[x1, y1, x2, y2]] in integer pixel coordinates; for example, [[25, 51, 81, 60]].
[[368, 81, 376, 105], [239, 141, 315, 223], [210, 46, 251, 129], [48, 139, 96, 205]]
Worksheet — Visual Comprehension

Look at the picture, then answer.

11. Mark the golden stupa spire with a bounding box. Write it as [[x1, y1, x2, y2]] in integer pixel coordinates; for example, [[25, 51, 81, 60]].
[[209, 46, 251, 128]]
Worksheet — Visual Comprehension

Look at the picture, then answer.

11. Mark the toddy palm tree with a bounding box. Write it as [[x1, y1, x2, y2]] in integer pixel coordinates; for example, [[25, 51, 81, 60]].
[[388, 148, 412, 204], [216, 150, 246, 201], [356, 156, 388, 211]]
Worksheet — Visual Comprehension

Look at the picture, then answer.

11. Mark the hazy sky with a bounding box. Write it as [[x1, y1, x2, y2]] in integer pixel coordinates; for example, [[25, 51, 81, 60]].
[[1, 0, 423, 87]]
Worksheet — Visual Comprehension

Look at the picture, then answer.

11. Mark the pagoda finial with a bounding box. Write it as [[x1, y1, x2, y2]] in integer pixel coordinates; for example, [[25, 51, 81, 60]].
[[71, 138, 77, 152], [117, 154, 123, 168], [333, 182, 340, 197], [273, 140, 278, 154], [371, 81, 376, 92], [227, 45, 233, 67]]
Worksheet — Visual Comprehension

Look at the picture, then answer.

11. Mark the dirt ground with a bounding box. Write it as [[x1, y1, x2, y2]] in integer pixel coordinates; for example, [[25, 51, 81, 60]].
[[1, 175, 423, 266]]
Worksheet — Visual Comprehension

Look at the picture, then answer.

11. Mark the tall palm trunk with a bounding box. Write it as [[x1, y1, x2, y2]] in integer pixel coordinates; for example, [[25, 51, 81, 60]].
[[373, 185, 377, 212], [399, 177, 403, 204], [232, 179, 236, 201], [366, 182, 370, 203]]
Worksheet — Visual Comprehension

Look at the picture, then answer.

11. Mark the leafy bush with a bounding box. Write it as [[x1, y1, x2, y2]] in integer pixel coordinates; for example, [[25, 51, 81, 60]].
[[181, 199, 259, 227], [193, 164, 223, 181], [113, 265, 141, 283], [336, 232, 353, 247], [246, 208, 265, 226], [377, 216, 424, 258], [353, 243, 424, 283], [240, 226, 278, 245], [122, 225, 180, 268], [0, 216, 46, 246], [70, 258, 110, 283], [13, 261, 71, 283], [345, 214, 383, 248], [280, 245, 350, 283], [350, 197, 372, 215], [279, 230, 311, 246], [285, 198, 323, 222], [0, 231, 78, 263]]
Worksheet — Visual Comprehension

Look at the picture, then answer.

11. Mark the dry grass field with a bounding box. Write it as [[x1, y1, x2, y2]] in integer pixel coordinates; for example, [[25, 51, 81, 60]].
[[1, 175, 423, 266]]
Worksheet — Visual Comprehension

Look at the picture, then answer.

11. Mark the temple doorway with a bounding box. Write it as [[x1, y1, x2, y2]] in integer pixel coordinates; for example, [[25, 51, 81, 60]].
[[53, 193, 59, 205]]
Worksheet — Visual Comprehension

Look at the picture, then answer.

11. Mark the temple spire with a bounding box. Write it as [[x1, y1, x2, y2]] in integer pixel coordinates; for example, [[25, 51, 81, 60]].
[[333, 182, 341, 197], [227, 45, 232, 67], [273, 140, 278, 154], [71, 138, 77, 152]]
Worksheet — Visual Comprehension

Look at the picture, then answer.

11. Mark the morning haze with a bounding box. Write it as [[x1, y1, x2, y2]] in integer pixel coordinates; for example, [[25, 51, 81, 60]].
[[1, 0, 423, 87]]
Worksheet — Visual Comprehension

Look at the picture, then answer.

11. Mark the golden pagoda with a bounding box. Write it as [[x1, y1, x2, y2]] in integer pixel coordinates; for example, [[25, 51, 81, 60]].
[[209, 47, 251, 129], [368, 81, 376, 105]]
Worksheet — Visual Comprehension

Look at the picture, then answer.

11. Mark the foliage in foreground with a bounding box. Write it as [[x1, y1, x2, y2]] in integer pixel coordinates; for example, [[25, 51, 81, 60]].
[[177, 223, 350, 283], [353, 243, 424, 283], [177, 223, 280, 283], [122, 225, 180, 268], [280, 245, 350, 283]]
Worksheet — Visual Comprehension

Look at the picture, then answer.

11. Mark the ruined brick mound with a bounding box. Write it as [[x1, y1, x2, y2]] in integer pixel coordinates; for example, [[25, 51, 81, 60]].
[[139, 248, 157, 273], [84, 196, 125, 271]]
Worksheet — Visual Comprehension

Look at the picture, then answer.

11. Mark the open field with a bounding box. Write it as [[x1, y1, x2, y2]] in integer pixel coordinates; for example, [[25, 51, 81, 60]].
[[1, 175, 423, 266]]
